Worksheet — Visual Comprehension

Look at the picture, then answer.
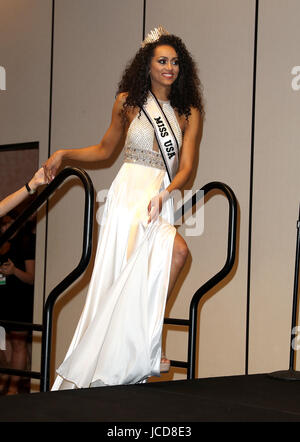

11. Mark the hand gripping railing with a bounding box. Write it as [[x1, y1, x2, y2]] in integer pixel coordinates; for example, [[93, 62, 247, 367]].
[[164, 181, 237, 379], [0, 167, 94, 392]]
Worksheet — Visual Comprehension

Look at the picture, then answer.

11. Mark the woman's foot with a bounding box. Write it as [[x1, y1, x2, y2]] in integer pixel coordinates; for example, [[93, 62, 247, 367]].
[[6, 389, 18, 395], [160, 353, 170, 373], [6, 379, 19, 395]]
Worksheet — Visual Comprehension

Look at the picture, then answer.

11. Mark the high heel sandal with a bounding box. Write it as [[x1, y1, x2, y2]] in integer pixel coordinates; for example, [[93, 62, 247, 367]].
[[160, 352, 170, 373]]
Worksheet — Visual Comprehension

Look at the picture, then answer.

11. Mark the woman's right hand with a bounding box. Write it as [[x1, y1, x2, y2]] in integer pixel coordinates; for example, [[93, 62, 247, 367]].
[[42, 150, 64, 183]]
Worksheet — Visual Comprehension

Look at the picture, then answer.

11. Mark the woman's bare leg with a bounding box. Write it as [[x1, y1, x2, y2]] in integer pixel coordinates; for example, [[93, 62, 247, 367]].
[[161, 232, 189, 368], [167, 232, 189, 301]]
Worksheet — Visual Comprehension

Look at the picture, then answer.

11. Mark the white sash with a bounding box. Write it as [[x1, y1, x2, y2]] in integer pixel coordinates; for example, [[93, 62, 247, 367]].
[[142, 91, 180, 185]]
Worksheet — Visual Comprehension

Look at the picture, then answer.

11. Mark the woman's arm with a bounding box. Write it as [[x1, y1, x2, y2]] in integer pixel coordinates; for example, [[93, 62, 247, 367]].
[[147, 107, 203, 223], [0, 168, 46, 217], [43, 94, 127, 182]]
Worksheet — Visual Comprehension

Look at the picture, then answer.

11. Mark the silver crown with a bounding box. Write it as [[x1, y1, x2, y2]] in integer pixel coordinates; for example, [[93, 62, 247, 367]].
[[141, 25, 170, 48]]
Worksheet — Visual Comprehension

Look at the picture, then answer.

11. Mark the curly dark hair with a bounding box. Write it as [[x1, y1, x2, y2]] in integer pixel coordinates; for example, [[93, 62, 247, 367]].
[[116, 34, 205, 122]]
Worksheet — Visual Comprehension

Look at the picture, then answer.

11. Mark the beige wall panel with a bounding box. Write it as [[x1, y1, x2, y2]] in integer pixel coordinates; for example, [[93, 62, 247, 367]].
[[0, 149, 39, 200], [47, 0, 143, 384], [0, 0, 52, 390], [0, 0, 52, 151], [249, 0, 300, 373], [146, 0, 255, 379], [6, 0, 299, 391]]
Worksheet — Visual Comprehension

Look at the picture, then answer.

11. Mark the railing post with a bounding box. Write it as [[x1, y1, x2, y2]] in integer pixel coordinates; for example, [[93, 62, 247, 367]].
[[0, 167, 94, 392], [40, 167, 94, 392], [170, 182, 237, 379]]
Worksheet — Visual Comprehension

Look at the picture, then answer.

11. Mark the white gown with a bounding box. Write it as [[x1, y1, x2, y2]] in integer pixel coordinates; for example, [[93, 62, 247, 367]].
[[51, 99, 182, 390]]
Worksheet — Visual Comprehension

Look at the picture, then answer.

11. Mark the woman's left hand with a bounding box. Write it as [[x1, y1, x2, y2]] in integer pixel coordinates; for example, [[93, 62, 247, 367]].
[[147, 189, 169, 224]]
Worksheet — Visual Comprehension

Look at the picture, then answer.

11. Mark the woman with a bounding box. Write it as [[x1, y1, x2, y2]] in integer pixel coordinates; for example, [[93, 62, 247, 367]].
[[43, 27, 204, 389]]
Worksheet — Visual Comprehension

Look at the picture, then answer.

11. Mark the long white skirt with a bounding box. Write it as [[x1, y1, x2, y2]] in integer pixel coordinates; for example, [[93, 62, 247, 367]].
[[51, 161, 176, 390]]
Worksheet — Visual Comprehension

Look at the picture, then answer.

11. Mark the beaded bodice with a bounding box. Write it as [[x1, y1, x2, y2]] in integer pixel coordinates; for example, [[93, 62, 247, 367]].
[[123, 100, 182, 171]]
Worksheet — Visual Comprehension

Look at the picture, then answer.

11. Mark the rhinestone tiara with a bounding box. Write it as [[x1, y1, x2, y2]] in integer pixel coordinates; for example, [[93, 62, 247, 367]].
[[141, 25, 170, 48]]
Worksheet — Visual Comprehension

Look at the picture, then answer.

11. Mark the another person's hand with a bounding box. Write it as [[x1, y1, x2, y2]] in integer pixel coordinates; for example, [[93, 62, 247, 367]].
[[0, 258, 15, 276], [0, 167, 47, 217], [42, 150, 64, 183], [28, 167, 47, 191]]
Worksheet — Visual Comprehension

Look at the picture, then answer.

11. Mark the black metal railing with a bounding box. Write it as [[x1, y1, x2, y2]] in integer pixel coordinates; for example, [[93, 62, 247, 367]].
[[164, 181, 237, 379], [0, 167, 94, 392], [0, 173, 236, 390]]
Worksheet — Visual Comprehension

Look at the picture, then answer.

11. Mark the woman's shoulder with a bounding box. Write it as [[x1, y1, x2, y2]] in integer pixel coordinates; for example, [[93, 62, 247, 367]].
[[113, 92, 129, 115], [186, 106, 203, 127], [110, 93, 128, 121], [181, 106, 203, 139], [114, 92, 139, 122], [115, 92, 128, 105], [189, 105, 203, 117]]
